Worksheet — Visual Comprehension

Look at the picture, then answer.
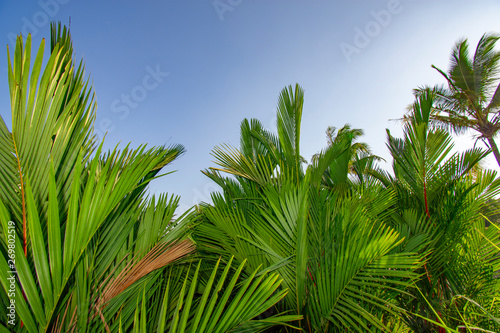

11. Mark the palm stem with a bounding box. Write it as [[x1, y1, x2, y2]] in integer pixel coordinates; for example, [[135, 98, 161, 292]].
[[486, 136, 500, 167]]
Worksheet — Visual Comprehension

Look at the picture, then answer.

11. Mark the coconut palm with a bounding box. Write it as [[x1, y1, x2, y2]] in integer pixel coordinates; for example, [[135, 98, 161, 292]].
[[412, 33, 500, 167]]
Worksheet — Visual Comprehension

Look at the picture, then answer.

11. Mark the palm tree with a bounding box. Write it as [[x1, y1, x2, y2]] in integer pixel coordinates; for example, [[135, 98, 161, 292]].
[[382, 90, 500, 332], [0, 24, 298, 332], [194, 84, 424, 332], [311, 124, 382, 191], [197, 84, 500, 332], [0, 22, 192, 332], [412, 33, 500, 167]]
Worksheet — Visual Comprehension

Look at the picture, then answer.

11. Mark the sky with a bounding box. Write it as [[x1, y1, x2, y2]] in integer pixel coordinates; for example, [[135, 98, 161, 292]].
[[1, 0, 500, 214]]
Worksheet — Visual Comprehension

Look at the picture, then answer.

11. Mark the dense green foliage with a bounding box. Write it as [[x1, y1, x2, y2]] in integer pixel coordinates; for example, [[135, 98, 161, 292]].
[[411, 33, 500, 168], [194, 86, 500, 332], [0, 25, 298, 332], [0, 24, 498, 332]]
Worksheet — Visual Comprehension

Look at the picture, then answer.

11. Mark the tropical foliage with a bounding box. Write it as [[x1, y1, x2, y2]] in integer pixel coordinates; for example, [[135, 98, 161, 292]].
[[381, 89, 500, 332], [411, 33, 500, 167], [0, 23, 499, 332], [0, 24, 298, 332], [194, 85, 420, 331], [194, 84, 500, 332]]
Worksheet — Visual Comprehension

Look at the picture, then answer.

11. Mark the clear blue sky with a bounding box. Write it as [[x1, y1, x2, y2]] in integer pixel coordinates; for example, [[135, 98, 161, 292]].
[[1, 1, 500, 213]]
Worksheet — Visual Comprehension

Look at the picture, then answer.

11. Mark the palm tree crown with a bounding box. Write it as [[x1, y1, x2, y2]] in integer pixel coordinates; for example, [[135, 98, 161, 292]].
[[413, 33, 500, 166]]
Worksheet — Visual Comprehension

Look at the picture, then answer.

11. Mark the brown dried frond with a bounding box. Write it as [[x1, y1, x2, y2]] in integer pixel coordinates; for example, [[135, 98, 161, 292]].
[[68, 304, 78, 333], [50, 292, 73, 333], [96, 239, 195, 311]]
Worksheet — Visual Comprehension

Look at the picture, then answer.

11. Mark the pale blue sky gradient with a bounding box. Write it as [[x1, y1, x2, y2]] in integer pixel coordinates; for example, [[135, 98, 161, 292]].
[[1, 1, 500, 213]]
